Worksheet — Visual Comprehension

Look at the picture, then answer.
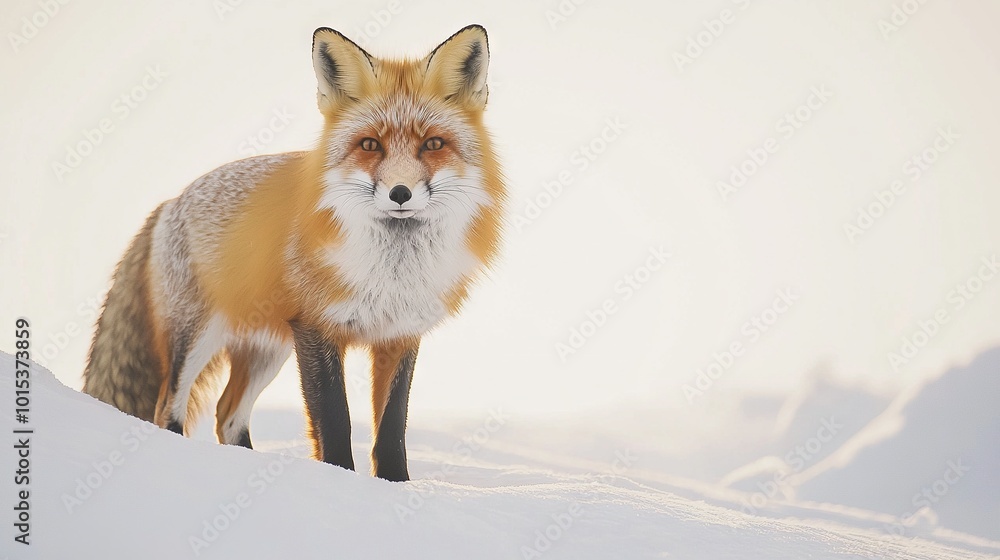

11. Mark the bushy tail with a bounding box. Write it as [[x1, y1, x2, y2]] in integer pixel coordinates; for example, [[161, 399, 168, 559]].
[[82, 204, 167, 422]]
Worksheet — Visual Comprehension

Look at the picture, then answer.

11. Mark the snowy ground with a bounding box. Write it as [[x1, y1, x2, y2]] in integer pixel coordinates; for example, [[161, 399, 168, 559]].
[[2, 352, 997, 559]]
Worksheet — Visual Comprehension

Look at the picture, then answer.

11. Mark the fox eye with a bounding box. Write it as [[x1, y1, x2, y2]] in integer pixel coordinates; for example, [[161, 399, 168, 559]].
[[423, 137, 444, 151], [360, 138, 382, 152]]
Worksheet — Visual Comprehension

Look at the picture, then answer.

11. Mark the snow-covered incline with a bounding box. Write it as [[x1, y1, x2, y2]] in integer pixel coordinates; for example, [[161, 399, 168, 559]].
[[794, 348, 1000, 540], [1, 352, 995, 560]]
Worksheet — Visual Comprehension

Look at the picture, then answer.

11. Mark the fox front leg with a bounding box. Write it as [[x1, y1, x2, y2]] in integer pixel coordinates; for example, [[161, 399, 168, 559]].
[[290, 321, 355, 471], [370, 341, 419, 481]]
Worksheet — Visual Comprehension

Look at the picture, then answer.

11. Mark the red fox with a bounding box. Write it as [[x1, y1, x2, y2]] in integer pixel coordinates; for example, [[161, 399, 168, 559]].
[[82, 25, 504, 481]]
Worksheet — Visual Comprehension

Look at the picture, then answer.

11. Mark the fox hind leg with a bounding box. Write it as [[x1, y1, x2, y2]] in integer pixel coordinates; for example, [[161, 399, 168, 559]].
[[216, 339, 291, 447], [154, 315, 227, 435]]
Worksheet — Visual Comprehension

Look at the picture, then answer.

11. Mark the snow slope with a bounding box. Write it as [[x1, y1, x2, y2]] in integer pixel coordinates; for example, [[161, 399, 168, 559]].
[[794, 348, 1000, 541], [1, 353, 997, 560]]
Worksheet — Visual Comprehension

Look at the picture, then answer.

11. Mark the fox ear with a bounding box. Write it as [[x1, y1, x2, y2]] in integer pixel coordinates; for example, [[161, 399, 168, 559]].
[[312, 28, 377, 112], [424, 25, 489, 108]]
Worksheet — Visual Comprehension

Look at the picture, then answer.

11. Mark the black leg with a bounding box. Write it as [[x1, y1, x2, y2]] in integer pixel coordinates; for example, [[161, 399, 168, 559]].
[[372, 348, 417, 481], [163, 329, 191, 434], [290, 321, 355, 471], [166, 420, 184, 435], [235, 428, 252, 449]]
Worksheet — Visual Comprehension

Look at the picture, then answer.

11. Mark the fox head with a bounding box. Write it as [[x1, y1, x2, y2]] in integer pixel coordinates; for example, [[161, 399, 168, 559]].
[[311, 25, 503, 230]]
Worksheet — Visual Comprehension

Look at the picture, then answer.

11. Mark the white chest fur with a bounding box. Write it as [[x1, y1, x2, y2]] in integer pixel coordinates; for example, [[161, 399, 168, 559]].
[[322, 217, 479, 341]]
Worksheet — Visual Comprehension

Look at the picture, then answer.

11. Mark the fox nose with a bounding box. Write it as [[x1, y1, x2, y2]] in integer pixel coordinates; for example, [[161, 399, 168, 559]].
[[388, 185, 412, 205]]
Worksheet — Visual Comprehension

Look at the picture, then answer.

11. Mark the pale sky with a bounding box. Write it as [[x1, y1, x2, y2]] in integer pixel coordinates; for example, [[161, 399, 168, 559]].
[[2, 1, 999, 428]]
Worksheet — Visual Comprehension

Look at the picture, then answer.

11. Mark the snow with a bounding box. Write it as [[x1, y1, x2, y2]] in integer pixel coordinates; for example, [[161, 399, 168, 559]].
[[4, 2, 1000, 558], [793, 348, 1000, 541], [2, 352, 998, 559]]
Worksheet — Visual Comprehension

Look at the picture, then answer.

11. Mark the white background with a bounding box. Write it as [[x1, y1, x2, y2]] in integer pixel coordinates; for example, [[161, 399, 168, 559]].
[[2, 0, 999, 433]]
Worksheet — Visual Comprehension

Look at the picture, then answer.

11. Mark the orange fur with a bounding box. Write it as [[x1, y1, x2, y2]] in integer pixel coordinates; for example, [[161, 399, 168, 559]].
[[216, 350, 250, 441], [370, 340, 417, 428], [201, 49, 504, 347], [85, 26, 504, 467]]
